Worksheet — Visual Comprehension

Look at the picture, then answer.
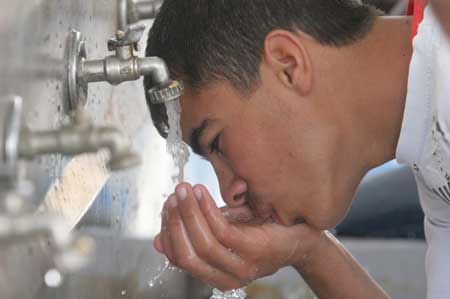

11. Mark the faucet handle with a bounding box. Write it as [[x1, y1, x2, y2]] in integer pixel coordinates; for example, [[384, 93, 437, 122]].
[[107, 23, 146, 52]]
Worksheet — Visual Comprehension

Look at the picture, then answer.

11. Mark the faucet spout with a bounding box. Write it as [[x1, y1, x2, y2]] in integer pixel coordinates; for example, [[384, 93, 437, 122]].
[[93, 127, 142, 171], [138, 56, 170, 84]]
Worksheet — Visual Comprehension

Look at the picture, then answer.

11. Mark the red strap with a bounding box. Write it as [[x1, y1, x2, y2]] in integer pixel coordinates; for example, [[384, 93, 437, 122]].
[[407, 0, 428, 39]]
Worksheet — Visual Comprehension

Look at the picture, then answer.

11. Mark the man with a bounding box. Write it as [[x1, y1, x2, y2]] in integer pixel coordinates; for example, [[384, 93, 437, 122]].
[[404, 1, 450, 298], [143, 0, 449, 298]]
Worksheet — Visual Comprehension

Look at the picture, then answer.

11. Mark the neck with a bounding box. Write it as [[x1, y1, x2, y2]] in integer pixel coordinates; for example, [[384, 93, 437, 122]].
[[341, 16, 413, 172]]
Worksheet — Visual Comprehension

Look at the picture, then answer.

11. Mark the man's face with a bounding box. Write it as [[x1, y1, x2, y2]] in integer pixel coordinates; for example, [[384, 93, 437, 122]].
[[180, 67, 357, 230]]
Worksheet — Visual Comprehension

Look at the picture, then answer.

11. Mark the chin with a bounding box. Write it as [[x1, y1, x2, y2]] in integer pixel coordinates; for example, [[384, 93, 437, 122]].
[[307, 211, 348, 231]]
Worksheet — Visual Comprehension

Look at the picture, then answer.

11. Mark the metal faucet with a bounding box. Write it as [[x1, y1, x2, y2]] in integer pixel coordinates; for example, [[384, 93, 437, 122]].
[[0, 198, 94, 273], [2, 96, 140, 172], [0, 97, 95, 274], [18, 108, 141, 171], [67, 24, 184, 108], [118, 0, 164, 30]]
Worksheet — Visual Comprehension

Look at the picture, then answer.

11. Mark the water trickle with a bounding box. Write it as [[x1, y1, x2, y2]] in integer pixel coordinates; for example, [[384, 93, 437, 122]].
[[165, 100, 189, 184], [148, 258, 171, 288], [164, 99, 246, 299], [148, 100, 189, 288]]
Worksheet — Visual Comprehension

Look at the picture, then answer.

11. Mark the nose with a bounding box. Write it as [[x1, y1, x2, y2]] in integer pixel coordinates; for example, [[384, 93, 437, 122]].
[[213, 163, 248, 208], [222, 178, 248, 207]]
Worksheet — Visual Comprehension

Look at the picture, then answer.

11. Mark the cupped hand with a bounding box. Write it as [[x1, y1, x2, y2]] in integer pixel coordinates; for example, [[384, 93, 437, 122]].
[[153, 183, 323, 291]]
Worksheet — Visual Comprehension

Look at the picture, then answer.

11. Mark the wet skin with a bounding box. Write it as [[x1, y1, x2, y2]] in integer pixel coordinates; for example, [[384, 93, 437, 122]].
[[154, 184, 323, 290]]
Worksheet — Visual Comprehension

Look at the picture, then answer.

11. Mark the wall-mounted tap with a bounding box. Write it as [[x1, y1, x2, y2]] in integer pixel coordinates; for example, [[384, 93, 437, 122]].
[[118, 0, 164, 30], [0, 97, 95, 276], [1, 96, 140, 172], [18, 108, 141, 172], [0, 186, 94, 284], [0, 205, 94, 273], [67, 24, 183, 109]]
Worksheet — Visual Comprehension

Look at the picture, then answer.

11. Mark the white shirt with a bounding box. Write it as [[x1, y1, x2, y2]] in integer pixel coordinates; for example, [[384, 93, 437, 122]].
[[396, 6, 450, 299]]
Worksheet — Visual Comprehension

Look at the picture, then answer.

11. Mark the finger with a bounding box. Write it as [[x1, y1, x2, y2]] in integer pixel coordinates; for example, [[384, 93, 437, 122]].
[[166, 196, 243, 290], [153, 234, 164, 253], [161, 196, 176, 262], [195, 185, 248, 249], [174, 183, 247, 276]]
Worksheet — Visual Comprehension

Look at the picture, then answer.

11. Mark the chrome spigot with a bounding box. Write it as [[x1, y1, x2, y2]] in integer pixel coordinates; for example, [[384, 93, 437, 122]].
[[1, 96, 140, 172], [79, 24, 148, 86], [118, 0, 164, 30], [18, 107, 141, 171], [0, 209, 95, 273], [67, 24, 183, 108], [0, 188, 94, 281]]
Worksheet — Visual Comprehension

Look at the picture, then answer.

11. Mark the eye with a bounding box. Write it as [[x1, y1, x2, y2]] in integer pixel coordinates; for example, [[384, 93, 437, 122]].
[[209, 133, 223, 155]]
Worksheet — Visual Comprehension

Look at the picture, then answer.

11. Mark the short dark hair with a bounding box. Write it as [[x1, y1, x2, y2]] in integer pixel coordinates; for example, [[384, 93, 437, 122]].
[[144, 0, 379, 138]]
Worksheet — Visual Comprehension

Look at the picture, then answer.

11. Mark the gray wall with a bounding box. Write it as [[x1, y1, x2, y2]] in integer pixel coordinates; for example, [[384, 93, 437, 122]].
[[0, 1, 184, 298], [0, 0, 175, 236]]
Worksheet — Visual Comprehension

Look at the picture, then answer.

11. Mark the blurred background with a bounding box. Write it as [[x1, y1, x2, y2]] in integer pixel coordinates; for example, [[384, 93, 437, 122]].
[[0, 0, 425, 298]]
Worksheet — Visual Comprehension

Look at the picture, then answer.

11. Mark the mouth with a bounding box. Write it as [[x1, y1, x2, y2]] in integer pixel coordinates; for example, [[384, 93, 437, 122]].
[[270, 210, 286, 225], [271, 209, 306, 226], [246, 195, 305, 226]]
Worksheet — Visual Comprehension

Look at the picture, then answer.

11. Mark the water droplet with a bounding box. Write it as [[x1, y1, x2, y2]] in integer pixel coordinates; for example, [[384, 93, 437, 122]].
[[45, 269, 63, 288], [210, 288, 247, 299]]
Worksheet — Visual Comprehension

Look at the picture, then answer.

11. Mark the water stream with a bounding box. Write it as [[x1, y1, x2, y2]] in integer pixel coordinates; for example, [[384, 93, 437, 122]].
[[166, 100, 189, 184], [164, 99, 246, 299]]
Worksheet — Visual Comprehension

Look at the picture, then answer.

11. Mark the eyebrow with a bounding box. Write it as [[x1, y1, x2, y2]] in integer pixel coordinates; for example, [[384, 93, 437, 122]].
[[190, 119, 210, 157]]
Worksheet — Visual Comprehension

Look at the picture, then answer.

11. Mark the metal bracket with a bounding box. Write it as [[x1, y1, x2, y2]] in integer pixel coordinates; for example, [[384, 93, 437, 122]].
[[66, 30, 88, 110]]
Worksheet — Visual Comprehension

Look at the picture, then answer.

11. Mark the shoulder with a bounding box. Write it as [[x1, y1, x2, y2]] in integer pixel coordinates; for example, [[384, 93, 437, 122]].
[[397, 5, 450, 221]]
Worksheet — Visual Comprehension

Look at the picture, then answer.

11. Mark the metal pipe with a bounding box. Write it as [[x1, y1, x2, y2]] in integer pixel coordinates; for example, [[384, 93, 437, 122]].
[[80, 59, 107, 83], [81, 55, 170, 87], [128, 0, 163, 24]]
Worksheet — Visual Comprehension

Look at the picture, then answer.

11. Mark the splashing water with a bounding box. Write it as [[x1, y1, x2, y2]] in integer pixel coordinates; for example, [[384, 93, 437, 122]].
[[210, 288, 247, 299], [165, 99, 246, 299], [148, 99, 189, 289], [148, 257, 171, 287]]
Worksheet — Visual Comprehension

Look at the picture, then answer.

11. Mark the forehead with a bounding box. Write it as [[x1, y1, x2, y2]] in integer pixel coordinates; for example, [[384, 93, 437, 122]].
[[179, 81, 244, 139]]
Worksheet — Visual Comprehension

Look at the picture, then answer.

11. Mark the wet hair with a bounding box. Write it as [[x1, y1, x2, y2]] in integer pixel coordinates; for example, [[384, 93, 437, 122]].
[[144, 0, 380, 138]]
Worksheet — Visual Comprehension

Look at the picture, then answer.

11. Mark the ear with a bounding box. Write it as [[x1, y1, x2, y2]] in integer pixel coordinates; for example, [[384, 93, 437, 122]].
[[263, 30, 313, 96]]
